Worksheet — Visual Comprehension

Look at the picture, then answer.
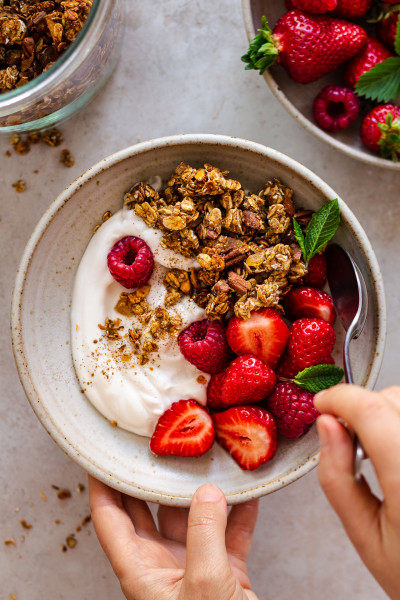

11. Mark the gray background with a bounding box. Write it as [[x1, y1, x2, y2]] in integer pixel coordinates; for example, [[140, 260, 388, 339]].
[[0, 1, 396, 598]]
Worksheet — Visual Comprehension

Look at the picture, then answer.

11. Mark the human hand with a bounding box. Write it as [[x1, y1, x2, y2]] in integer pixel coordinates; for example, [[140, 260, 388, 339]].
[[314, 384, 400, 600], [89, 476, 259, 600]]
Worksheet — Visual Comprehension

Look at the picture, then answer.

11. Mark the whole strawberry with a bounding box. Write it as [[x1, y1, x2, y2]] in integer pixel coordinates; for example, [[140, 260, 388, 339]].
[[277, 352, 301, 379], [344, 36, 394, 89], [265, 382, 319, 439], [283, 286, 337, 326], [290, 0, 337, 14], [377, 12, 399, 52], [287, 318, 336, 371], [206, 354, 277, 409], [361, 104, 400, 159], [332, 0, 372, 19], [303, 253, 327, 288], [242, 11, 367, 84]]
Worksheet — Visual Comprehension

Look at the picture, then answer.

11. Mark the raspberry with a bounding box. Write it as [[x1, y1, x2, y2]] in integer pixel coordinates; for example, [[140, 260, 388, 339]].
[[265, 382, 319, 439], [287, 318, 336, 371], [313, 85, 360, 132], [178, 319, 230, 375], [107, 236, 154, 289]]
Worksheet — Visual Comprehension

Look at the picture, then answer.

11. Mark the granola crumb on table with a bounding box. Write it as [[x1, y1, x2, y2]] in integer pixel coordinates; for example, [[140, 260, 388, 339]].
[[12, 178, 25, 192], [123, 162, 308, 321]]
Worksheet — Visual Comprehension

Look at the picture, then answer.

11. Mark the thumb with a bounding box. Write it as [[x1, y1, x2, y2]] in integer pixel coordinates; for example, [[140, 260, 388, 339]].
[[184, 483, 231, 588]]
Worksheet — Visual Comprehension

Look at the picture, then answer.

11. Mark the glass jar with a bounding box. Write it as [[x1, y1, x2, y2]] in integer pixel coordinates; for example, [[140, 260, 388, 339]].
[[0, 0, 124, 133]]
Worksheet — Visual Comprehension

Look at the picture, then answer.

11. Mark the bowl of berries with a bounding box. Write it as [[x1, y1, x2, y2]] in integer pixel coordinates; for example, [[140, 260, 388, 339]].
[[242, 0, 400, 168], [11, 134, 386, 506]]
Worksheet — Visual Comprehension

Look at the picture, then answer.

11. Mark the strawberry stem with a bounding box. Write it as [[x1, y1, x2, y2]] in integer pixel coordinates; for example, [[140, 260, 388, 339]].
[[378, 112, 400, 161], [241, 16, 280, 74]]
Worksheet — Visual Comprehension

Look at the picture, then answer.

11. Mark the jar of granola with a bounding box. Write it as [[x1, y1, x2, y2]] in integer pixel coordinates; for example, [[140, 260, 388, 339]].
[[0, 0, 124, 133]]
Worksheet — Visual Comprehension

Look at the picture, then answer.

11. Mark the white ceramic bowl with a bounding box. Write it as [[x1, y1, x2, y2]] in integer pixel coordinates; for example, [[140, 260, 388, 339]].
[[242, 0, 400, 170], [11, 134, 386, 506]]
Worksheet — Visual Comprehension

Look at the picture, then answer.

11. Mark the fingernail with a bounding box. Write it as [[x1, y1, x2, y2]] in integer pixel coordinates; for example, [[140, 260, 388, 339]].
[[194, 483, 224, 503]]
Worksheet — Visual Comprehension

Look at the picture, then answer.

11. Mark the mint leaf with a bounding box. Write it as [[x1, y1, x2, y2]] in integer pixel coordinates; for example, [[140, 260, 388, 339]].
[[293, 218, 306, 259], [355, 57, 400, 102], [395, 10, 400, 56], [293, 364, 344, 393], [304, 199, 341, 262]]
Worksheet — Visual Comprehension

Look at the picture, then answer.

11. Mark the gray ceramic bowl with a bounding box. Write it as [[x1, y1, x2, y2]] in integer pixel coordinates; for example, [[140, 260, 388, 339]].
[[242, 0, 400, 170], [11, 134, 386, 506]]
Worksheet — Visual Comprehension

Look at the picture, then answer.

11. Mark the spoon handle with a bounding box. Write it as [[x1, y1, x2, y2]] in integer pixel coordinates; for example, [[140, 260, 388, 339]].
[[343, 332, 364, 483]]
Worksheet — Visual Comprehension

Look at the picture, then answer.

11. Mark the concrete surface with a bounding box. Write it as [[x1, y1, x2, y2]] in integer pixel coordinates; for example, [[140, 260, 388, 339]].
[[0, 1, 397, 598]]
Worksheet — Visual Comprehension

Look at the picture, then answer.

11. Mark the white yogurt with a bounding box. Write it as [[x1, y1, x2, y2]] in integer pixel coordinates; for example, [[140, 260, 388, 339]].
[[71, 206, 209, 437]]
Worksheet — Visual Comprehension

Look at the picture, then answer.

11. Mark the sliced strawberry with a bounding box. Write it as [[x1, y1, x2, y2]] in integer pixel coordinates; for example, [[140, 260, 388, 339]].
[[283, 287, 336, 326], [207, 355, 277, 409], [213, 406, 278, 471], [226, 308, 289, 369], [150, 400, 214, 458]]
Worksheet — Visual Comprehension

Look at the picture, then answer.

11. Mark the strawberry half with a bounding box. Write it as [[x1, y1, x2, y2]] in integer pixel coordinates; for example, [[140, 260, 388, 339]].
[[242, 11, 367, 84], [283, 287, 337, 326], [213, 406, 278, 471], [226, 308, 289, 369], [207, 354, 277, 409], [150, 400, 214, 458]]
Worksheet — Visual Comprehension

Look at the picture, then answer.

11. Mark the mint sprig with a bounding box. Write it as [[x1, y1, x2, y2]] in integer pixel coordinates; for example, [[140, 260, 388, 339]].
[[356, 16, 400, 102], [291, 364, 344, 393], [293, 198, 341, 266]]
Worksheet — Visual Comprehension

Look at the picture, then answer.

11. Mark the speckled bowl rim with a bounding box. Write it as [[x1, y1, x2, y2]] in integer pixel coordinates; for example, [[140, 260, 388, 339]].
[[241, 0, 400, 171], [11, 134, 386, 505]]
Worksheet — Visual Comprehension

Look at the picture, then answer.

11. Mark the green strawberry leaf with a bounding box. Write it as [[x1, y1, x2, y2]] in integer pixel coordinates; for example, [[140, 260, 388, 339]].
[[241, 16, 280, 74], [377, 113, 400, 161], [293, 218, 306, 259], [304, 199, 341, 263], [355, 57, 400, 102], [395, 10, 400, 56], [293, 364, 344, 393]]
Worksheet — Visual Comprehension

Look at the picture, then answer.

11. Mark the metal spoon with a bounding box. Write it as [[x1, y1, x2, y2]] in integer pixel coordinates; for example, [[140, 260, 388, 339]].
[[325, 244, 369, 483]]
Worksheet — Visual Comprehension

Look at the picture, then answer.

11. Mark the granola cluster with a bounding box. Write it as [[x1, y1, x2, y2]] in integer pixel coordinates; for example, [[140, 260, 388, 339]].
[[99, 286, 183, 367], [0, 0, 92, 94], [125, 163, 309, 321]]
